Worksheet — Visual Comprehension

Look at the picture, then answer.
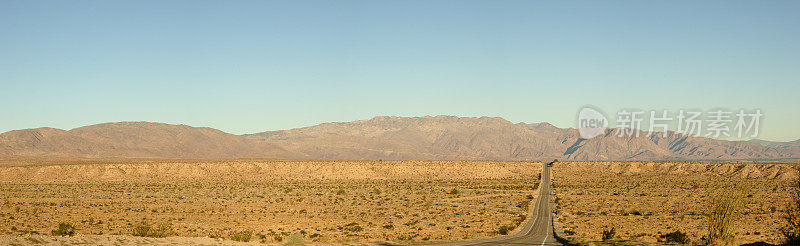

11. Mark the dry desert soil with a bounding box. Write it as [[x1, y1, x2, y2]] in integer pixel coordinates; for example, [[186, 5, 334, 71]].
[[0, 159, 541, 245], [1, 159, 798, 245], [553, 161, 798, 245]]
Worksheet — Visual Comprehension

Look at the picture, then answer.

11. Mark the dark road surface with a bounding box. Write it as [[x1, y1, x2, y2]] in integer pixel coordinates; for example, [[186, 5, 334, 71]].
[[423, 162, 561, 246]]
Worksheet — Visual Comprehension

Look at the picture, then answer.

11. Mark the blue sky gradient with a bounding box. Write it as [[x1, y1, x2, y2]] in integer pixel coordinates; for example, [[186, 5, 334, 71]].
[[1, 1, 798, 141]]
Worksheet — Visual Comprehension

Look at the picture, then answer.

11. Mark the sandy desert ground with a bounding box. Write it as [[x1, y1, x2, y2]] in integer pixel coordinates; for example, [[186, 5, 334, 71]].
[[552, 161, 798, 245], [0, 159, 540, 244]]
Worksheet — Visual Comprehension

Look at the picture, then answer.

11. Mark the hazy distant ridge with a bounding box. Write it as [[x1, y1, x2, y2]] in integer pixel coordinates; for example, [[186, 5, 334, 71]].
[[1, 116, 797, 161]]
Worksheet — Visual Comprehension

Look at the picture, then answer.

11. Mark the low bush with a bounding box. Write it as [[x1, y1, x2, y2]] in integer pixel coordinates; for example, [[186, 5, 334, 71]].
[[602, 227, 616, 241], [51, 223, 76, 236], [341, 222, 363, 232], [497, 225, 515, 235], [230, 229, 253, 242], [659, 230, 690, 244], [132, 221, 173, 238]]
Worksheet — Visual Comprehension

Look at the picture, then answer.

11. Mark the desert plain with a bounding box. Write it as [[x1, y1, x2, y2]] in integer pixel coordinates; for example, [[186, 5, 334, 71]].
[[1, 158, 798, 245], [0, 159, 540, 244], [553, 161, 798, 245]]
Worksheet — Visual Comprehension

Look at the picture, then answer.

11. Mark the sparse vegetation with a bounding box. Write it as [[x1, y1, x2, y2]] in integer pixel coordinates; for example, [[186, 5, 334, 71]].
[[229, 229, 253, 242], [781, 166, 800, 245], [497, 225, 515, 235], [552, 161, 793, 245], [659, 230, 690, 244], [707, 191, 743, 245], [51, 222, 76, 236], [341, 222, 363, 232], [0, 159, 540, 243], [131, 220, 173, 238], [448, 188, 460, 195], [601, 227, 615, 241]]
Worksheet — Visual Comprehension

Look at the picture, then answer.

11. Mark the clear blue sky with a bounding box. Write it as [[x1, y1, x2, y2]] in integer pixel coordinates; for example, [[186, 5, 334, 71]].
[[1, 1, 798, 141]]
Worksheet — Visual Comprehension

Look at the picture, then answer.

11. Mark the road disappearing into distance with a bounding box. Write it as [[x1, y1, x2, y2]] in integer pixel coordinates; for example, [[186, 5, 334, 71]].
[[424, 161, 561, 246]]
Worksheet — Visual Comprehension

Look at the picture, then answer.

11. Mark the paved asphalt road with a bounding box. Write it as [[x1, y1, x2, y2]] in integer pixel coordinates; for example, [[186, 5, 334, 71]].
[[423, 162, 561, 246]]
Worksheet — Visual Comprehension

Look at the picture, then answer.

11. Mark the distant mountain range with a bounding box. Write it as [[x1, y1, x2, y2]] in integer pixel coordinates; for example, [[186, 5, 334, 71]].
[[1, 116, 798, 161]]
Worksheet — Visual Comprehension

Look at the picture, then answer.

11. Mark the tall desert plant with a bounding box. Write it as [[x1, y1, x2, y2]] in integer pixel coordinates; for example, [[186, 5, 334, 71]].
[[707, 187, 744, 245], [781, 165, 800, 245]]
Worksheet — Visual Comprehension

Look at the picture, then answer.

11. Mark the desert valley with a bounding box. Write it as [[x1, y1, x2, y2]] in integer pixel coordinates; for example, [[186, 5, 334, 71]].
[[1, 117, 799, 245]]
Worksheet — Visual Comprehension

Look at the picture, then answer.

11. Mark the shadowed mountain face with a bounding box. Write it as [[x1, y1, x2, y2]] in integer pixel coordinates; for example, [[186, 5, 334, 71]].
[[1, 116, 797, 160], [244, 116, 797, 161], [751, 139, 800, 157]]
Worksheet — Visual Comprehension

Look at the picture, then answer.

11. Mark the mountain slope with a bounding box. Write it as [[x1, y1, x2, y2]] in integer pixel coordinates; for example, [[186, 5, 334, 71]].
[[1, 116, 797, 160], [752, 139, 800, 157], [0, 122, 297, 158], [245, 116, 797, 161]]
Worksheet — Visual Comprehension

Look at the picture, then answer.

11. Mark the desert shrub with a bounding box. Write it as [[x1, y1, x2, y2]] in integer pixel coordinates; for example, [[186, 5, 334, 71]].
[[336, 189, 346, 195], [403, 220, 419, 226], [707, 193, 742, 245], [659, 230, 690, 244], [51, 222, 76, 236], [497, 225, 515, 235], [229, 229, 253, 242], [782, 168, 800, 245], [285, 232, 305, 246], [132, 221, 173, 238], [513, 215, 526, 225], [449, 188, 459, 195], [601, 227, 615, 241], [341, 222, 363, 232]]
